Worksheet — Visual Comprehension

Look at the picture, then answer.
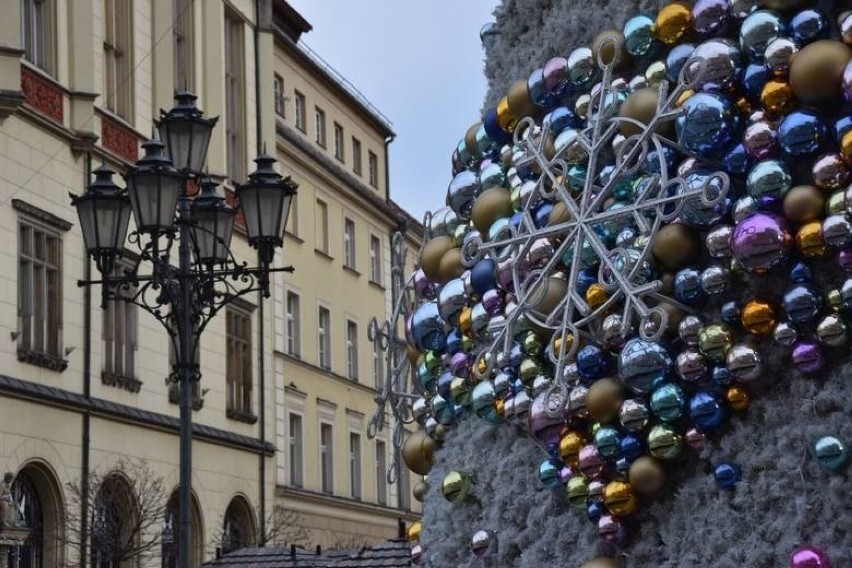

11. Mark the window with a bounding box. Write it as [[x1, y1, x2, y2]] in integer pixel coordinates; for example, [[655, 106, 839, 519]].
[[352, 138, 362, 176], [368, 151, 378, 188], [226, 306, 254, 421], [224, 11, 245, 182], [369, 235, 382, 284], [285, 291, 301, 357], [221, 498, 256, 555], [294, 91, 306, 132], [287, 195, 300, 237], [274, 74, 286, 117], [289, 414, 303, 487], [320, 423, 334, 494], [173, 0, 194, 90], [9, 470, 44, 567], [346, 319, 358, 381], [350, 433, 362, 499], [103, 0, 133, 119], [334, 123, 344, 161], [315, 199, 329, 254], [376, 441, 387, 505], [315, 107, 326, 147], [373, 339, 384, 391], [102, 262, 139, 391], [398, 461, 411, 510], [91, 474, 137, 568], [167, 333, 202, 409], [343, 218, 356, 269], [317, 306, 330, 370], [21, 0, 54, 74], [17, 217, 64, 370]]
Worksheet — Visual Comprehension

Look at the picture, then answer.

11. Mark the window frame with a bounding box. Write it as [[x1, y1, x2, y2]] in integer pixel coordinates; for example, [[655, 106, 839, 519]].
[[173, 0, 194, 91], [317, 305, 331, 370], [345, 318, 359, 381], [273, 73, 286, 117], [368, 150, 379, 188], [315, 198, 329, 255], [320, 422, 334, 494], [285, 290, 301, 358], [224, 9, 246, 183], [288, 413, 303, 488], [343, 217, 356, 270], [369, 234, 382, 285], [314, 107, 326, 148], [294, 90, 306, 132], [103, 0, 134, 120], [333, 122, 344, 162], [349, 432, 362, 499], [352, 137, 362, 176], [101, 259, 140, 392], [376, 440, 387, 506], [225, 303, 255, 422], [21, 0, 55, 75], [372, 338, 384, 391]]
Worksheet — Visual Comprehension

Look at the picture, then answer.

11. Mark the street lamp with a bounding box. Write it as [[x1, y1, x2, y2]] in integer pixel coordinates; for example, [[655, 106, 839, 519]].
[[71, 92, 297, 568]]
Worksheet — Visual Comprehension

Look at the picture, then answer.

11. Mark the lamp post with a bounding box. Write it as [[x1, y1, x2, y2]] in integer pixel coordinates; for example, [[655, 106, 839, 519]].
[[71, 92, 296, 568]]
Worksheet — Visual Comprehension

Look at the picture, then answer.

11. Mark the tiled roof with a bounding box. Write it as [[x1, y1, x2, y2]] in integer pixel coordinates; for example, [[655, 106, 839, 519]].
[[203, 539, 412, 568]]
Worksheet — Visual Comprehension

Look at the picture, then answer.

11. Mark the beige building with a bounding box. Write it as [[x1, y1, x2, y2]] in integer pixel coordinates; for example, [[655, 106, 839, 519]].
[[0, 0, 421, 565], [268, 3, 422, 550]]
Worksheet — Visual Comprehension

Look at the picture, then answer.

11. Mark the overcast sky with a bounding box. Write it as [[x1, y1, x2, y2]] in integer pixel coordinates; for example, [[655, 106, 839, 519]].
[[287, 0, 498, 223]]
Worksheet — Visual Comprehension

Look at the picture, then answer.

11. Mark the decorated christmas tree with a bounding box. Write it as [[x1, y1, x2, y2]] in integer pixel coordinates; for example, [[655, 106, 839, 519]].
[[370, 1, 852, 566]]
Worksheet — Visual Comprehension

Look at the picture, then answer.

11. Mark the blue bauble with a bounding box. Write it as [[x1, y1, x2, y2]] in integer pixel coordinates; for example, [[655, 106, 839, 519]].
[[814, 436, 849, 471], [471, 381, 498, 424], [623, 14, 660, 58], [587, 500, 606, 523], [835, 114, 852, 140], [416, 360, 437, 392], [436, 372, 454, 401], [445, 327, 464, 356], [778, 110, 829, 157], [528, 67, 557, 110], [676, 92, 741, 155], [431, 393, 455, 425], [644, 147, 678, 177], [470, 258, 497, 296], [534, 202, 554, 228], [666, 43, 696, 84], [674, 268, 707, 305], [680, 169, 731, 229], [483, 107, 511, 146], [746, 159, 792, 198], [410, 302, 447, 352], [618, 338, 672, 394], [650, 383, 686, 422], [741, 63, 769, 99], [739, 10, 786, 62], [479, 162, 507, 191], [510, 211, 524, 229], [577, 344, 610, 381], [714, 462, 742, 489], [539, 458, 564, 490], [720, 301, 741, 325], [543, 106, 582, 133], [782, 284, 821, 324], [712, 366, 733, 386], [618, 434, 644, 463], [575, 268, 597, 297], [723, 143, 753, 175], [594, 426, 622, 460], [789, 261, 812, 284], [689, 391, 728, 430], [790, 9, 830, 45]]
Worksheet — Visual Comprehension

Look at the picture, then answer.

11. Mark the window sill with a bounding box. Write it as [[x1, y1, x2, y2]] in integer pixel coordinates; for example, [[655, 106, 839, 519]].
[[316, 141, 327, 149], [285, 231, 303, 244], [168, 387, 205, 411], [369, 280, 385, 291], [18, 349, 68, 372], [314, 249, 333, 261], [101, 372, 142, 393], [353, 170, 363, 177], [227, 408, 258, 424], [287, 351, 301, 360], [343, 266, 360, 277]]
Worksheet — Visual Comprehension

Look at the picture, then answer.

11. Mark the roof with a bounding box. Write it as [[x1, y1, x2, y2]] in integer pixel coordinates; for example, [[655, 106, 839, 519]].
[[203, 539, 412, 568]]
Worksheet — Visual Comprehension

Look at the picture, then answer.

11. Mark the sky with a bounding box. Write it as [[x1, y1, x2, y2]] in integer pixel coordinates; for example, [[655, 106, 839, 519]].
[[287, 0, 499, 223]]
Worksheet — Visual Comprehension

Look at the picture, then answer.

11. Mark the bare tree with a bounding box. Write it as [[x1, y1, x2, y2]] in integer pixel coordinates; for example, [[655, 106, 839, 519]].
[[62, 458, 169, 567], [210, 504, 310, 556], [327, 533, 373, 551]]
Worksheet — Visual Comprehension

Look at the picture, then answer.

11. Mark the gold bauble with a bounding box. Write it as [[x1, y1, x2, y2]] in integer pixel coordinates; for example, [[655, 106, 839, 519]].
[[796, 221, 827, 257], [420, 236, 455, 280], [421, 433, 438, 463], [741, 298, 776, 336], [507, 79, 537, 121], [644, 60, 668, 87], [551, 333, 574, 358], [652, 224, 701, 271], [529, 276, 568, 317], [412, 480, 428, 502], [725, 385, 751, 412], [842, 130, 852, 164], [760, 80, 798, 116], [471, 187, 513, 234], [603, 480, 638, 516], [402, 431, 433, 475], [619, 88, 672, 137], [459, 306, 473, 336], [783, 185, 824, 223], [559, 431, 586, 467], [496, 96, 517, 132], [580, 559, 621, 568], [628, 456, 666, 494], [406, 345, 421, 365], [675, 89, 695, 107], [464, 122, 482, 159], [407, 521, 422, 542], [825, 190, 845, 215], [592, 29, 629, 70], [655, 2, 692, 45], [789, 40, 852, 104], [585, 283, 608, 310], [548, 201, 572, 225], [437, 247, 465, 284], [586, 377, 623, 423]]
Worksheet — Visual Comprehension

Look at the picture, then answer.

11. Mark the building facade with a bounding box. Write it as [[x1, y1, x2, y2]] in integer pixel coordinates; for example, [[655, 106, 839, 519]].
[[0, 0, 421, 565], [268, 3, 422, 550]]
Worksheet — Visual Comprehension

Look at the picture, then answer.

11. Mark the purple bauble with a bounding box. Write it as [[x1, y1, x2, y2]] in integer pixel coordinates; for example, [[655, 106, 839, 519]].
[[598, 515, 628, 545], [843, 61, 852, 104], [543, 56, 569, 96], [791, 545, 831, 568], [838, 248, 852, 273], [578, 444, 605, 479], [693, 0, 730, 37], [791, 340, 825, 375], [413, 268, 436, 300], [559, 465, 574, 484], [743, 121, 778, 160], [496, 258, 516, 293], [732, 213, 792, 273], [482, 288, 505, 315], [449, 352, 471, 376], [527, 392, 565, 448]]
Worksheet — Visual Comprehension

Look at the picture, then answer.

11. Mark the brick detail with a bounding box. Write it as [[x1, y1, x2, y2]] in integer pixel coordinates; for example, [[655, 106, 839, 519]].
[[20, 66, 63, 123], [101, 115, 140, 163]]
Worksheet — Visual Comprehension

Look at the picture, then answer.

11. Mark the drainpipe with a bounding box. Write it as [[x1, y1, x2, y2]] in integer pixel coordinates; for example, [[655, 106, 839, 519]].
[[254, 0, 267, 545], [80, 151, 93, 566], [383, 134, 395, 204]]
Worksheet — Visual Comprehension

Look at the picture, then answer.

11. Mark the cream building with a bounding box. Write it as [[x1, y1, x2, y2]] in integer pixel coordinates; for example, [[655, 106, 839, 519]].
[[268, 3, 422, 550], [0, 0, 421, 565]]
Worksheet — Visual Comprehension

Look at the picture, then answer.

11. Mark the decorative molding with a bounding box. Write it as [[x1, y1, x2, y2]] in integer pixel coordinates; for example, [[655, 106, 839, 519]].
[[0, 89, 26, 120], [11, 199, 73, 231], [20, 66, 63, 123], [16, 350, 68, 373], [69, 129, 98, 156], [167, 384, 205, 411], [100, 114, 140, 163], [226, 407, 259, 424], [101, 372, 142, 393]]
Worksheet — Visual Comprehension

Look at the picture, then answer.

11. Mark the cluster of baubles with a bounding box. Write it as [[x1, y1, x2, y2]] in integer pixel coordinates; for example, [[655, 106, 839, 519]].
[[404, 1, 851, 566]]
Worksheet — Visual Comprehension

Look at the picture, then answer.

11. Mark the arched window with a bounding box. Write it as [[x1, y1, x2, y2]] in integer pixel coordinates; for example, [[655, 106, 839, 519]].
[[161, 491, 203, 568], [220, 497, 255, 555], [8, 471, 43, 568], [91, 474, 138, 568]]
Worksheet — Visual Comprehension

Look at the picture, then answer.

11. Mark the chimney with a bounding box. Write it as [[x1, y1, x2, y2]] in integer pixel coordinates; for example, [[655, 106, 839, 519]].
[[290, 543, 296, 558], [316, 544, 322, 556], [397, 518, 406, 539]]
